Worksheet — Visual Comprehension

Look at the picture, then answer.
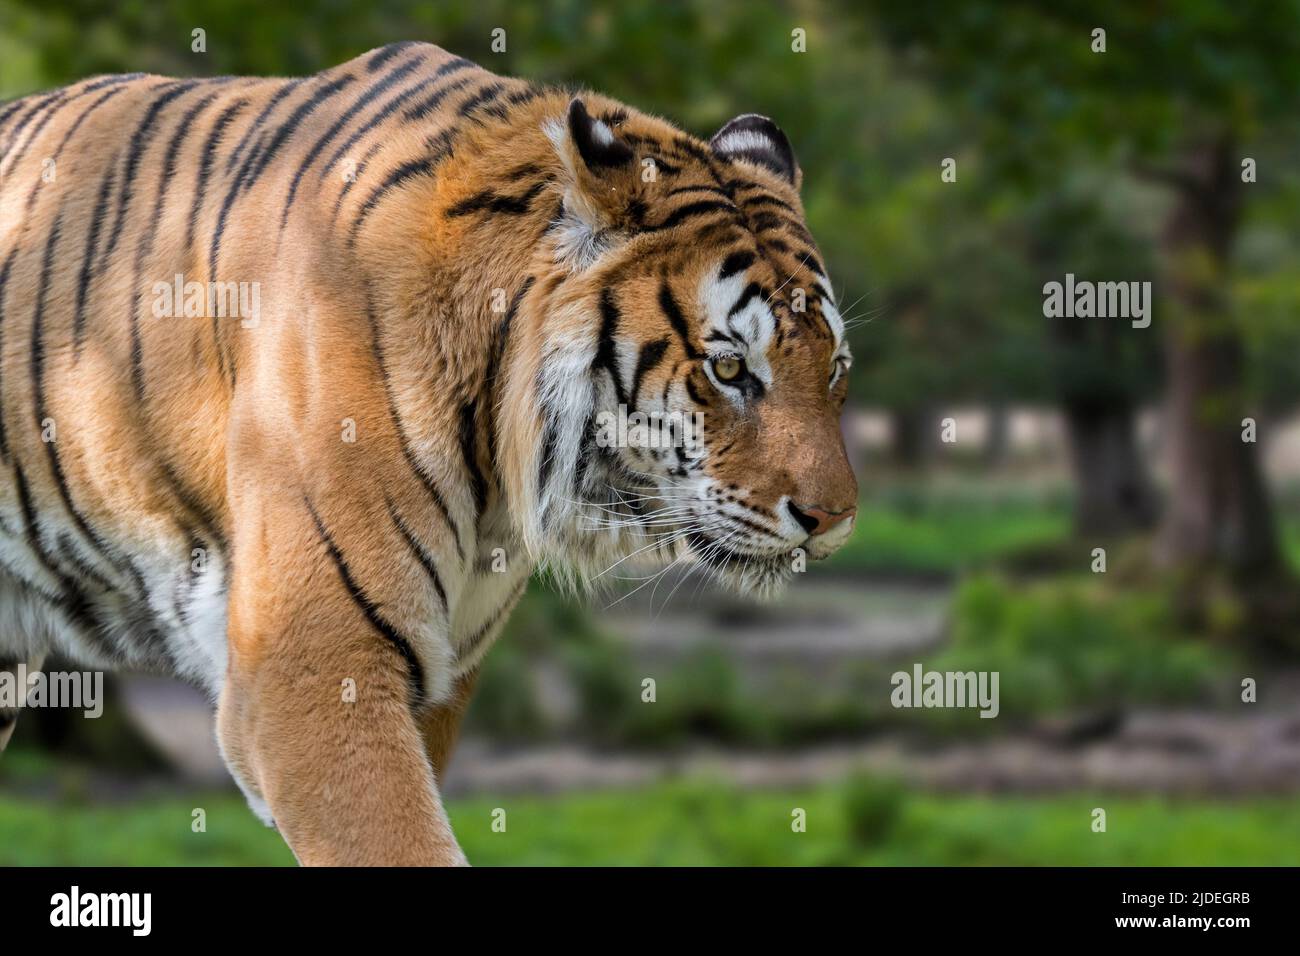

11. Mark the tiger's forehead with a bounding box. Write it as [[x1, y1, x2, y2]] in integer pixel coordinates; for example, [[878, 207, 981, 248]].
[[692, 247, 842, 352]]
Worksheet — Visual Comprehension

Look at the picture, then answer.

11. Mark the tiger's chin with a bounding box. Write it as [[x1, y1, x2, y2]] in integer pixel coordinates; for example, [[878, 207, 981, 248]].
[[706, 555, 793, 600], [685, 532, 795, 601]]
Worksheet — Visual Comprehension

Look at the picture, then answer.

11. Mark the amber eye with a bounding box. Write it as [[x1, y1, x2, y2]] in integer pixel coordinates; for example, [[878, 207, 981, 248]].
[[712, 355, 745, 383]]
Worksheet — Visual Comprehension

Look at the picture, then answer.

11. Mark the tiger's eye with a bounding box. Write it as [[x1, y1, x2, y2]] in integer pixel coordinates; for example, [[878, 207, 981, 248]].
[[713, 356, 743, 382]]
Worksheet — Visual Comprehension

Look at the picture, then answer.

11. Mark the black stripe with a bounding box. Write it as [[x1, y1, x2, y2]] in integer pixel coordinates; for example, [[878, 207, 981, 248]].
[[0, 91, 60, 157], [685, 374, 710, 407], [28, 212, 138, 588], [642, 199, 736, 233], [669, 134, 715, 166], [0, 248, 16, 459], [445, 181, 545, 219], [0, 91, 68, 184], [156, 93, 218, 205], [0, 99, 27, 133], [630, 337, 669, 408], [504, 86, 544, 108], [798, 248, 826, 277], [225, 79, 301, 175], [460, 398, 488, 517], [399, 67, 476, 123], [366, 41, 419, 72], [321, 69, 470, 177], [456, 83, 503, 118], [666, 184, 731, 200], [718, 510, 784, 540], [78, 73, 146, 93], [185, 98, 249, 255], [131, 92, 218, 399], [758, 214, 816, 246], [386, 497, 448, 610], [306, 498, 425, 704], [658, 282, 700, 358], [727, 281, 764, 318], [364, 301, 465, 562], [719, 249, 756, 280], [208, 128, 270, 304], [573, 413, 597, 492], [592, 288, 628, 406], [329, 139, 383, 222], [280, 57, 424, 230], [100, 82, 197, 274], [459, 579, 527, 664], [11, 462, 115, 661], [73, 163, 117, 355], [485, 276, 534, 466], [349, 156, 438, 244], [347, 125, 458, 243], [504, 161, 542, 180], [402, 76, 477, 124], [740, 193, 797, 214], [0, 73, 135, 175], [56, 532, 116, 592], [243, 73, 356, 191], [47, 86, 126, 162], [661, 360, 683, 410]]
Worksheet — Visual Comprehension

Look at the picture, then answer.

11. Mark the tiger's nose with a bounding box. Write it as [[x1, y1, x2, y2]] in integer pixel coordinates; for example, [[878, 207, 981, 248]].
[[787, 501, 856, 537]]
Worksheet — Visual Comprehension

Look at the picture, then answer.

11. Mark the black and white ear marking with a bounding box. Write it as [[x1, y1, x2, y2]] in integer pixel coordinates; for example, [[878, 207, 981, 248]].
[[568, 98, 634, 170], [709, 114, 797, 184]]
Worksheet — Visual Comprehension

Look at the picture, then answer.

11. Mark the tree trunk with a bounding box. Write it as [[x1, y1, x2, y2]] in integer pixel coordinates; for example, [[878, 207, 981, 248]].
[[891, 406, 937, 468], [1063, 400, 1157, 536], [1045, 282, 1157, 537], [984, 402, 1010, 468], [1153, 135, 1281, 578]]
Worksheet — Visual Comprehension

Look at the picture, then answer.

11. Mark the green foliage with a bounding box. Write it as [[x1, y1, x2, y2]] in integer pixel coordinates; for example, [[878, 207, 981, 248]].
[[938, 574, 1232, 716], [841, 773, 906, 847]]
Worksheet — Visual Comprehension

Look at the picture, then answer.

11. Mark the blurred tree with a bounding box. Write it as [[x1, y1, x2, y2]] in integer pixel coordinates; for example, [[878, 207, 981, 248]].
[[1020, 174, 1162, 535], [869, 1, 1300, 588]]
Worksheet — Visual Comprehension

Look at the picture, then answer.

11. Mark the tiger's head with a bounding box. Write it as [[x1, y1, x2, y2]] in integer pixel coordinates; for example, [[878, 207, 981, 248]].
[[499, 97, 856, 597]]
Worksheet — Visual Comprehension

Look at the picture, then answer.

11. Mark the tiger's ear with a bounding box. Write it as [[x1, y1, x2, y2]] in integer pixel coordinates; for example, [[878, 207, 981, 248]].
[[546, 98, 638, 266], [710, 114, 799, 188], [566, 98, 634, 170]]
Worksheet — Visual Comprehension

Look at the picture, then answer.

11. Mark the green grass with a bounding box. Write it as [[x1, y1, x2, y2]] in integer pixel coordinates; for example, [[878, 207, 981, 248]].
[[1284, 515, 1300, 575], [3, 776, 1297, 866], [824, 486, 1071, 574]]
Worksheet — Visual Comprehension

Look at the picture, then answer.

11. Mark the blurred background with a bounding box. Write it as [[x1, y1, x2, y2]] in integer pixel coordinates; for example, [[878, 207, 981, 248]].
[[3, 0, 1300, 865]]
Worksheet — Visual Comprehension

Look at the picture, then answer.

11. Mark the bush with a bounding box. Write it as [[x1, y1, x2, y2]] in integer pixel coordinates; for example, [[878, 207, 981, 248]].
[[935, 574, 1233, 717], [842, 773, 906, 847]]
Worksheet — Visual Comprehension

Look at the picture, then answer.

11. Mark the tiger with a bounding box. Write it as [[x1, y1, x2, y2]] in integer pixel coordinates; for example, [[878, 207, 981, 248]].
[[0, 41, 858, 865]]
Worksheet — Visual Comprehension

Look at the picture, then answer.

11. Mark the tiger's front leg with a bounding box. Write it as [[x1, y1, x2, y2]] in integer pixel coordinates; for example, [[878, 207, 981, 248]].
[[215, 493, 466, 867]]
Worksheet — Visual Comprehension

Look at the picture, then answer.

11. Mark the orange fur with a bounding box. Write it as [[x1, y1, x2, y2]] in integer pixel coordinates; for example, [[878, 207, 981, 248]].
[[0, 42, 856, 864]]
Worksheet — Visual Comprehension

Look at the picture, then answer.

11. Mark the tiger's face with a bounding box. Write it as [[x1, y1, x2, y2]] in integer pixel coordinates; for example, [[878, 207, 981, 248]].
[[502, 99, 857, 597]]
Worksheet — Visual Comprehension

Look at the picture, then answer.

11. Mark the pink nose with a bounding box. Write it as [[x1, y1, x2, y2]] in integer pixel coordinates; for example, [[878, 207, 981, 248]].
[[787, 502, 856, 537]]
